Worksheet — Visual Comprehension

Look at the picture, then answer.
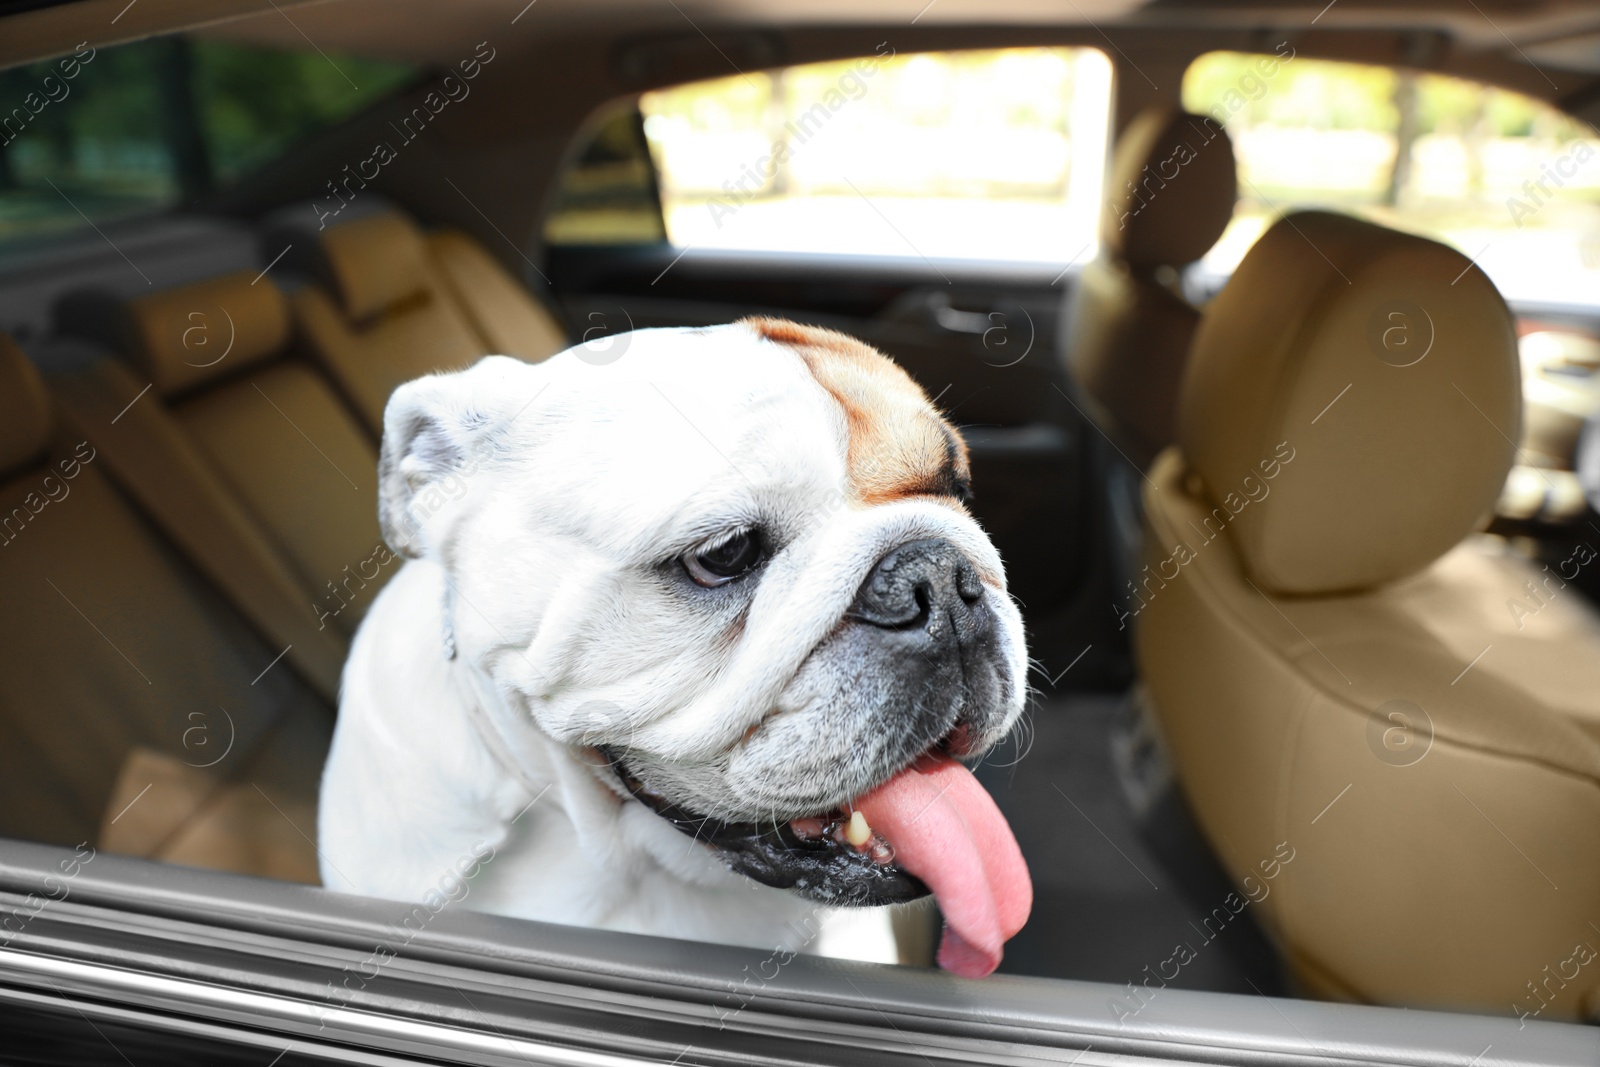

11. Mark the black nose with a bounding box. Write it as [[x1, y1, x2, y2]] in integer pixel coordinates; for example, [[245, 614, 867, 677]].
[[849, 538, 988, 638]]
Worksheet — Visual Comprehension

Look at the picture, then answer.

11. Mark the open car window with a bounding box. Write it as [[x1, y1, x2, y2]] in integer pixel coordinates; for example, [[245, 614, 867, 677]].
[[0, 35, 413, 249], [1183, 50, 1600, 306], [634, 47, 1113, 263], [1, 8, 1599, 1065]]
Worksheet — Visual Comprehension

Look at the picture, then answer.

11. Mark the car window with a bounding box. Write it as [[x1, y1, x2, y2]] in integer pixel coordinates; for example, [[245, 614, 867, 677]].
[[542, 105, 668, 245], [1183, 51, 1600, 305], [631, 47, 1113, 263], [0, 36, 414, 248]]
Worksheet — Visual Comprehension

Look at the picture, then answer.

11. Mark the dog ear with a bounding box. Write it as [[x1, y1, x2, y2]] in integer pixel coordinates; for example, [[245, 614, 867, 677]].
[[378, 355, 536, 559]]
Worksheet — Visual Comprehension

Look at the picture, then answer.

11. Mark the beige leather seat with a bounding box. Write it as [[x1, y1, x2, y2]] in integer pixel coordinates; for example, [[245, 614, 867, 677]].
[[1137, 211, 1600, 1020], [0, 335, 328, 882], [292, 210, 568, 436], [291, 211, 484, 436], [1062, 107, 1235, 468], [61, 271, 385, 638], [429, 228, 569, 361]]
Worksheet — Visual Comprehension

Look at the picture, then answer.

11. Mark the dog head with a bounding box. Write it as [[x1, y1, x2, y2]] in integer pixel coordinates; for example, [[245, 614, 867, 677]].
[[379, 318, 1030, 973]]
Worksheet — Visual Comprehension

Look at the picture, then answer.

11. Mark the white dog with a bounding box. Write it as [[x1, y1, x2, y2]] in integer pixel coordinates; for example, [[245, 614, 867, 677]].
[[319, 318, 1032, 976]]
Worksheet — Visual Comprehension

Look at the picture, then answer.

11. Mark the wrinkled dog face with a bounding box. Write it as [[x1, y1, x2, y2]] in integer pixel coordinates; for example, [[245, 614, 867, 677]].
[[379, 318, 1028, 903]]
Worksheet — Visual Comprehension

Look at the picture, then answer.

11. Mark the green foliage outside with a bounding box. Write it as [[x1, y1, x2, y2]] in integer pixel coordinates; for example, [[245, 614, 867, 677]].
[[0, 37, 414, 246], [1185, 52, 1591, 140], [195, 41, 415, 184], [1181, 50, 1600, 296]]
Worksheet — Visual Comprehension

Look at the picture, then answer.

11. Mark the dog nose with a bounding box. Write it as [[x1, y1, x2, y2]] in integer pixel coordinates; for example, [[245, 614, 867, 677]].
[[850, 538, 987, 634]]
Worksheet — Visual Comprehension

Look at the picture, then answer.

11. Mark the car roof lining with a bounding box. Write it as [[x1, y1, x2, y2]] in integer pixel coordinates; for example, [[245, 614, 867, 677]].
[[5, 7, 1593, 286], [4, 0, 1600, 119]]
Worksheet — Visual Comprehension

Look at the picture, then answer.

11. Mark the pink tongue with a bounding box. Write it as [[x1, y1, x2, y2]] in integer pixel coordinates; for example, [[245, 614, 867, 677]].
[[854, 752, 1032, 978]]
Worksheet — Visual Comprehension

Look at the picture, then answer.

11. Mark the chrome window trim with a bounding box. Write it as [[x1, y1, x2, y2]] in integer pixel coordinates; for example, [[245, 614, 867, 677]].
[[3, 827, 1597, 1066]]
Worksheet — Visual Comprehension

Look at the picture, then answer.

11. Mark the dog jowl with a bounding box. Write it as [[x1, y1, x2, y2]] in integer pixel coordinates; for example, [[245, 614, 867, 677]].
[[319, 317, 1032, 978]]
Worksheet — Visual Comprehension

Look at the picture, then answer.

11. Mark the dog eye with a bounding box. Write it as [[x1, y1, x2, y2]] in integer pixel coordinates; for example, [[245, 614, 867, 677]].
[[683, 530, 763, 587]]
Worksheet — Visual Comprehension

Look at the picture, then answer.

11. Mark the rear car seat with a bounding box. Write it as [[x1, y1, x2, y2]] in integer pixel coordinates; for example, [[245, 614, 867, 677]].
[[428, 228, 569, 362], [290, 209, 568, 436], [291, 211, 482, 435], [57, 271, 387, 638], [0, 334, 328, 883]]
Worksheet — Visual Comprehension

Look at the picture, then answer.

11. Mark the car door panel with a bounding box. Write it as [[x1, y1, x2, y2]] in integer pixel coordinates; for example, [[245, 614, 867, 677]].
[[547, 244, 1098, 629]]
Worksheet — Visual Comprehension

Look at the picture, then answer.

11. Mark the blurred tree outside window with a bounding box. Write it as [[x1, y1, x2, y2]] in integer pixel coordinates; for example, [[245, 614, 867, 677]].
[[623, 47, 1113, 263], [0, 37, 414, 248], [1183, 51, 1600, 305]]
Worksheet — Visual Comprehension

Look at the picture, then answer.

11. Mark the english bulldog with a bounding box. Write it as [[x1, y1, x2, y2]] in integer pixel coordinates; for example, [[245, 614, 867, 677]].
[[318, 318, 1033, 976]]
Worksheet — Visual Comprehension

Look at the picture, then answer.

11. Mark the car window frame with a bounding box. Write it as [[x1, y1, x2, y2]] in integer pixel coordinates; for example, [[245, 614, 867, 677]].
[[3, 839, 1594, 1065], [546, 45, 1113, 269]]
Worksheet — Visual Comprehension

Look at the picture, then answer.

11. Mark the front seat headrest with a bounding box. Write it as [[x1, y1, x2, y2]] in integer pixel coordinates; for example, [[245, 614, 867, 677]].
[[1101, 107, 1236, 268], [1178, 211, 1521, 596]]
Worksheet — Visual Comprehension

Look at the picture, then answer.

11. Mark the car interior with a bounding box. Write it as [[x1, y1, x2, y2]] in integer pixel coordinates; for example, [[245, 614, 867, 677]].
[[2, 0, 1600, 1061]]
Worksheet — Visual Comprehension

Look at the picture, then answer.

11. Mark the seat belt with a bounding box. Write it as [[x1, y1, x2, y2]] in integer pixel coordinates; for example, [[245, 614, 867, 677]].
[[51, 356, 348, 704]]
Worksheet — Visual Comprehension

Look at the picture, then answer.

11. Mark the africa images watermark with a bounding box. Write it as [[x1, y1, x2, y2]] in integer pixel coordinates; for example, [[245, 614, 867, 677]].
[[0, 42, 97, 147], [0, 440, 98, 549], [0, 842, 95, 945], [1506, 538, 1596, 630], [313, 41, 499, 229], [1115, 441, 1297, 630], [1108, 840, 1297, 1025], [314, 540, 402, 630], [704, 42, 896, 231], [1513, 923, 1600, 1028], [380, 435, 498, 558], [1505, 139, 1597, 228], [1109, 41, 1297, 232], [716, 904, 829, 1029], [314, 839, 497, 1028]]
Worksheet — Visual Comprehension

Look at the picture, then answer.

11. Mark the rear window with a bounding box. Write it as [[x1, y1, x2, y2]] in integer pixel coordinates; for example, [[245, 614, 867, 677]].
[[1182, 51, 1600, 305], [635, 47, 1113, 263], [0, 36, 413, 248]]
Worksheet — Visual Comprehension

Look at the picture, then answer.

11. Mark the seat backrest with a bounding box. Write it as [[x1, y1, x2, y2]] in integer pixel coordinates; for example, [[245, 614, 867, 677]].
[[1137, 211, 1600, 1019], [0, 333, 328, 873], [57, 271, 386, 637], [1062, 107, 1235, 467], [428, 228, 569, 362], [290, 211, 488, 435]]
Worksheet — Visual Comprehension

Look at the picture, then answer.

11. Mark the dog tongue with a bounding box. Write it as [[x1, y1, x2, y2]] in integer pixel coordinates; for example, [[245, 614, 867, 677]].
[[854, 751, 1031, 978]]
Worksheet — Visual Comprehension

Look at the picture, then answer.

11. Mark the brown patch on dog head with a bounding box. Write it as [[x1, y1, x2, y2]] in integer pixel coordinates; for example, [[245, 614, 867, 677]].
[[742, 317, 970, 507]]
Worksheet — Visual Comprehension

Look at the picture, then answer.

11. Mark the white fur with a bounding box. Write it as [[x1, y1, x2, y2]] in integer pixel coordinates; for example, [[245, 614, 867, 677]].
[[320, 322, 1028, 962]]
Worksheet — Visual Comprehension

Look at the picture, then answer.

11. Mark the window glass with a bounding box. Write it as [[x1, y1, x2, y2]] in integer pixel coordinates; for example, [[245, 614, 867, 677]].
[[194, 40, 415, 186], [637, 47, 1113, 262], [542, 106, 669, 245], [0, 37, 413, 247], [1183, 51, 1600, 305]]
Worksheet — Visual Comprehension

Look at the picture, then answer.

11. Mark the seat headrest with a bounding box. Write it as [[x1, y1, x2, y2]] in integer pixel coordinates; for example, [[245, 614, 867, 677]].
[[1178, 211, 1521, 595], [115, 271, 290, 397], [0, 335, 54, 479], [321, 211, 432, 322], [1101, 107, 1236, 269]]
